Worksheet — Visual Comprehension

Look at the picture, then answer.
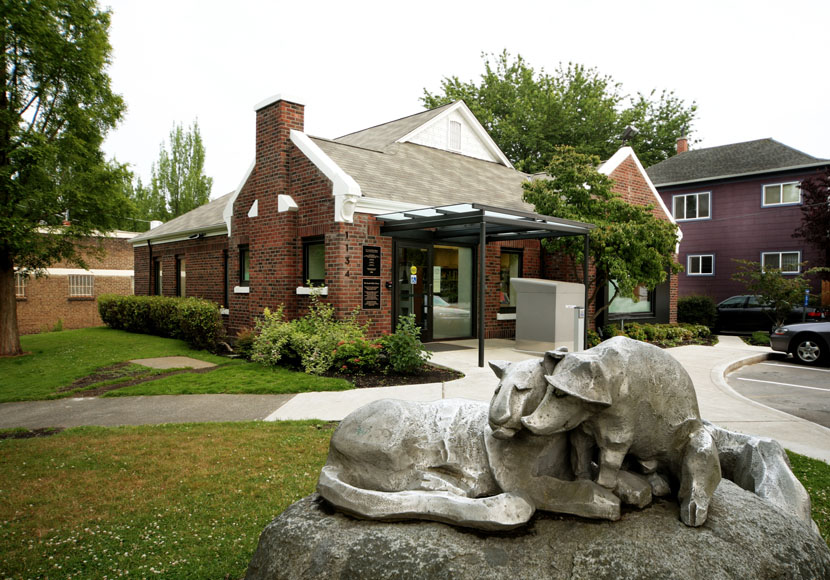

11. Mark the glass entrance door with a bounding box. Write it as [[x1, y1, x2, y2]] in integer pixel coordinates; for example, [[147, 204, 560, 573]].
[[396, 243, 432, 342], [396, 243, 474, 342]]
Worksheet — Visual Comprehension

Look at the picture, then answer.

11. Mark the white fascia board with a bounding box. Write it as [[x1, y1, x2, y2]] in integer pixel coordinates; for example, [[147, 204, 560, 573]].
[[599, 147, 676, 225], [254, 93, 305, 111], [290, 131, 361, 198], [395, 101, 514, 169], [44, 268, 135, 277], [353, 196, 435, 215], [130, 227, 227, 247], [223, 162, 255, 236]]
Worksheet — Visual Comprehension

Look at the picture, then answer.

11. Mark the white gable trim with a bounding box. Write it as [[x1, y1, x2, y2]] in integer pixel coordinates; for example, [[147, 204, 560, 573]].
[[599, 146, 683, 250], [599, 147, 675, 224], [395, 101, 513, 169], [223, 162, 255, 236], [290, 130, 362, 223]]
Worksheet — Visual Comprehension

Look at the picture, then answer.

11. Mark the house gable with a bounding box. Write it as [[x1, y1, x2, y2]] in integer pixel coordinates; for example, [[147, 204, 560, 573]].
[[397, 102, 512, 167]]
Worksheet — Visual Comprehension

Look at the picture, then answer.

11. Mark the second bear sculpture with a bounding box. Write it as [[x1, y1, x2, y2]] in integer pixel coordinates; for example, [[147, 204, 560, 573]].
[[515, 336, 722, 526]]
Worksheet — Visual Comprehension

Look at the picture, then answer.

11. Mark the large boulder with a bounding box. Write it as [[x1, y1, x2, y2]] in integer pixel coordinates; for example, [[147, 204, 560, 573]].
[[246, 480, 830, 580]]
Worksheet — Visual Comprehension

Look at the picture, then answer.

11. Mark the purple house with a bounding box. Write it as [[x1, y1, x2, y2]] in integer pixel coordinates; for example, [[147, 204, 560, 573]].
[[646, 138, 829, 303]]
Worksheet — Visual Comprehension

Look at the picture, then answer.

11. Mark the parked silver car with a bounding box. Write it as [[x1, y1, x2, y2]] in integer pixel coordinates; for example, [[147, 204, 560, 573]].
[[770, 322, 830, 366]]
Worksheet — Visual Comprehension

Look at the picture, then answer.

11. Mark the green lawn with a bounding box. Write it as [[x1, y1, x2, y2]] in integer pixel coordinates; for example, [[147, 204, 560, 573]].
[[0, 328, 350, 403], [1, 424, 827, 580]]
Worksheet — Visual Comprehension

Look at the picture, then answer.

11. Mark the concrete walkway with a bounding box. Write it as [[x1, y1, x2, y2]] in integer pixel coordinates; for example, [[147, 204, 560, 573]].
[[2, 336, 828, 463], [267, 336, 830, 463]]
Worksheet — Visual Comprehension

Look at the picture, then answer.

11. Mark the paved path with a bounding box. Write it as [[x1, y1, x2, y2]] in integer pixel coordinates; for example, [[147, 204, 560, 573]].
[[2, 336, 829, 463]]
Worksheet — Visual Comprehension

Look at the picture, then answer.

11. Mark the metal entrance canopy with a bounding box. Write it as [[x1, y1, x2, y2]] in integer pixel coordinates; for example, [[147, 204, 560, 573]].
[[376, 203, 595, 367]]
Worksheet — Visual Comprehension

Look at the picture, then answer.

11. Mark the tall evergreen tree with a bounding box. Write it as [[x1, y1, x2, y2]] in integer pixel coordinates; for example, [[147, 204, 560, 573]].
[[149, 120, 212, 221], [1, 0, 129, 356]]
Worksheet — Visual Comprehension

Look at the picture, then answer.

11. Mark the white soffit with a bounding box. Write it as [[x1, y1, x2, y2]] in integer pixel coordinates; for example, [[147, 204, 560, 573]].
[[395, 101, 514, 169], [223, 162, 255, 236]]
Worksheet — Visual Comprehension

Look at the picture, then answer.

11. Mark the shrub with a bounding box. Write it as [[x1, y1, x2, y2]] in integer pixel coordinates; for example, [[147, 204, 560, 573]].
[[586, 329, 601, 348], [747, 331, 770, 346], [379, 314, 432, 374], [233, 328, 256, 360], [593, 322, 711, 348], [677, 295, 717, 328], [332, 338, 384, 375], [97, 294, 224, 351]]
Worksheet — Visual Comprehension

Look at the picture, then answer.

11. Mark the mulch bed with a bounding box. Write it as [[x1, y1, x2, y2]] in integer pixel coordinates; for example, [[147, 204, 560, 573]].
[[322, 364, 464, 389]]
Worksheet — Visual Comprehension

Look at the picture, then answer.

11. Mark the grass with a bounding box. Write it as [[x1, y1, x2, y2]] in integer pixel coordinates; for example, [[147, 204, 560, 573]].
[[0, 425, 827, 580], [788, 450, 830, 545], [0, 422, 333, 579], [0, 328, 351, 402]]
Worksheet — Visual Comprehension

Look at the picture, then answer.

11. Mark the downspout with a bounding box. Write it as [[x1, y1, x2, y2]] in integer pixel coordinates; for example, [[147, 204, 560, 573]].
[[584, 233, 590, 348], [147, 240, 152, 295]]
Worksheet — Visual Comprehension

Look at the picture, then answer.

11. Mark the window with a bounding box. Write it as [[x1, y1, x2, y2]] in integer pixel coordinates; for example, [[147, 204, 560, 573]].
[[608, 281, 654, 317], [762, 182, 800, 207], [687, 254, 714, 276], [761, 251, 801, 274], [448, 120, 462, 151], [499, 251, 522, 313], [15, 273, 27, 298], [672, 192, 710, 221], [153, 259, 162, 295], [222, 250, 229, 307], [176, 257, 186, 297], [303, 238, 325, 286], [239, 245, 250, 286], [69, 274, 94, 297]]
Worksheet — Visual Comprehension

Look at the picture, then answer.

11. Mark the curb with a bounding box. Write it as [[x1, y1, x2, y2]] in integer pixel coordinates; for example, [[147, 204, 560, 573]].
[[710, 351, 830, 438]]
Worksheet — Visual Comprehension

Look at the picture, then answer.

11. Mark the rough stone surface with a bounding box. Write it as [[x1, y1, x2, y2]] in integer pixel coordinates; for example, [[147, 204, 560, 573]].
[[246, 481, 830, 580]]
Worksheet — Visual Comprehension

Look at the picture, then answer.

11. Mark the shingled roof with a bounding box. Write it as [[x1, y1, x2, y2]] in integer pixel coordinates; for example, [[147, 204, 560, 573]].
[[132, 191, 233, 244], [334, 102, 455, 151], [646, 138, 829, 187], [311, 138, 532, 210]]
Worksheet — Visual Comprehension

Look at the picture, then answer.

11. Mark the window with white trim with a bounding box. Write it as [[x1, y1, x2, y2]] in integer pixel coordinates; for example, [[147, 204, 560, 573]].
[[69, 274, 94, 297], [448, 120, 461, 151], [762, 182, 800, 207], [687, 254, 714, 276], [761, 251, 801, 274], [15, 273, 27, 298], [672, 192, 710, 221]]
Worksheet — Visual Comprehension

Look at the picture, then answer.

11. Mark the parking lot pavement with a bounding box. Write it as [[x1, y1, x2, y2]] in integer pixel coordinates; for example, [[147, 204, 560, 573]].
[[726, 355, 830, 429]]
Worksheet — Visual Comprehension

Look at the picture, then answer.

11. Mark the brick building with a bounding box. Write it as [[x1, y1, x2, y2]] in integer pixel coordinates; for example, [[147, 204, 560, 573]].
[[132, 95, 677, 345], [647, 138, 829, 303], [15, 232, 136, 334]]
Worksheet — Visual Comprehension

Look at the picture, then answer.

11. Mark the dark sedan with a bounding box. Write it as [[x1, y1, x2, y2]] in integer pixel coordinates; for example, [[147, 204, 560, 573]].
[[715, 295, 824, 333], [770, 322, 830, 366]]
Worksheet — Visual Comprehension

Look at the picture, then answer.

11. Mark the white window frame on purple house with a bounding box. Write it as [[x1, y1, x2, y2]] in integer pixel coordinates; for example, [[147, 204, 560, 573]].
[[672, 191, 711, 221], [687, 254, 714, 276]]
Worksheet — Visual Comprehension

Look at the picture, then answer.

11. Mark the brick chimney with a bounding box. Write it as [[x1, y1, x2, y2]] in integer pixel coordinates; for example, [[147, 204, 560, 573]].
[[676, 134, 689, 154], [254, 95, 305, 179]]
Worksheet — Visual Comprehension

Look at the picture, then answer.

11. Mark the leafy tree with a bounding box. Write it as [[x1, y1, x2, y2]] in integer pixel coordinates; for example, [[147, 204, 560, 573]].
[[1, 0, 129, 356], [148, 120, 212, 221], [731, 260, 827, 328], [793, 170, 830, 273], [522, 146, 682, 321], [423, 51, 696, 172]]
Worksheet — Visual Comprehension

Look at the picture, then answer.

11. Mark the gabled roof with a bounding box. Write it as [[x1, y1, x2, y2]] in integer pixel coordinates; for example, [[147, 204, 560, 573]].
[[131, 191, 233, 244], [646, 138, 829, 187], [335, 102, 455, 150], [311, 138, 532, 210]]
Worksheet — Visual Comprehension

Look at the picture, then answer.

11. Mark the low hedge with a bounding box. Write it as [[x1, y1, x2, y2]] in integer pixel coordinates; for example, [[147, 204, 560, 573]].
[[98, 294, 224, 351], [677, 295, 718, 327], [599, 322, 712, 348]]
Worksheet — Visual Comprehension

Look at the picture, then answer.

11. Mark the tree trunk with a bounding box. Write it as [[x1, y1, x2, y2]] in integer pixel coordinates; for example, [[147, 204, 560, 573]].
[[0, 260, 23, 357]]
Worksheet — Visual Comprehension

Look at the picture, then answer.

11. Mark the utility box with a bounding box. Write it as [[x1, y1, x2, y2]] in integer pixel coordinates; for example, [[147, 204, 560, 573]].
[[512, 278, 585, 354]]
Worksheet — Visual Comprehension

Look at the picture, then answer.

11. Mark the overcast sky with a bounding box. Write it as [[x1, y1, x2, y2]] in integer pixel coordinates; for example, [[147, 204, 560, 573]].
[[100, 0, 830, 199]]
